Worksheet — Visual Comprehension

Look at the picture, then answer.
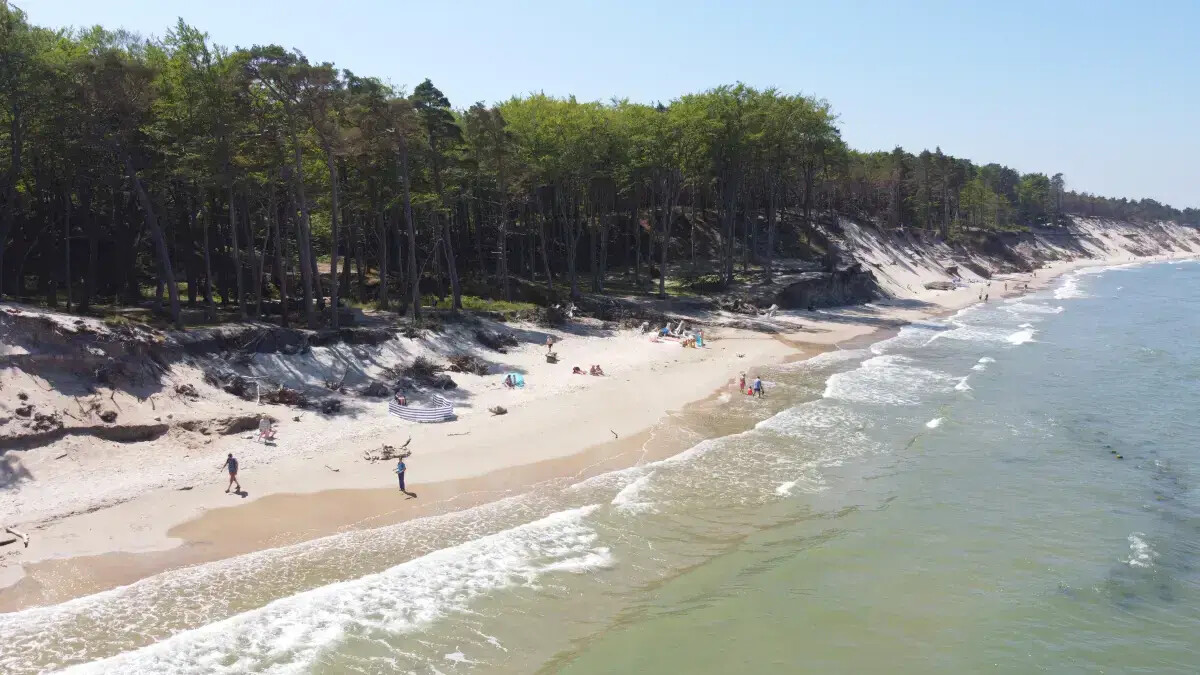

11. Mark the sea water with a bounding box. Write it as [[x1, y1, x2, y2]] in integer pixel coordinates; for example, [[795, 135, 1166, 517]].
[[2, 261, 1199, 673]]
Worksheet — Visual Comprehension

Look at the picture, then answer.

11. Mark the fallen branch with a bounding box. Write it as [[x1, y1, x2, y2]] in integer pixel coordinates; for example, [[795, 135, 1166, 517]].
[[448, 431, 471, 437], [324, 464, 340, 472], [610, 429, 618, 439], [1, 527, 30, 548]]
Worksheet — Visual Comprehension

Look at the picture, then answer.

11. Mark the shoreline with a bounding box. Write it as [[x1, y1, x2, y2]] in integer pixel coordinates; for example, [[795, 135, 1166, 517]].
[[1, 251, 1192, 612]]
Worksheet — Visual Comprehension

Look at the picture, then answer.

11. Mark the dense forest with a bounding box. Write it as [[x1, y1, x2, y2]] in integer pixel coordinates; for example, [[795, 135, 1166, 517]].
[[2, 5, 1197, 329]]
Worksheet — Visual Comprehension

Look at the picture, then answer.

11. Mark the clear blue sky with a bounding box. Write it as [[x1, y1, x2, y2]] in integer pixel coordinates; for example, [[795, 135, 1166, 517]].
[[18, 0, 1200, 209]]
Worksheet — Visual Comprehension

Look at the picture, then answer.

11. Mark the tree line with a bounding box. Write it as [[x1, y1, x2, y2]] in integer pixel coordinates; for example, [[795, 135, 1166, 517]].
[[2, 5, 1197, 329]]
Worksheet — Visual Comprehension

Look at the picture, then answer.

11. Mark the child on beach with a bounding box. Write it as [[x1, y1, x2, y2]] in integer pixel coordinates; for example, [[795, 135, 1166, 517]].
[[395, 458, 414, 497]]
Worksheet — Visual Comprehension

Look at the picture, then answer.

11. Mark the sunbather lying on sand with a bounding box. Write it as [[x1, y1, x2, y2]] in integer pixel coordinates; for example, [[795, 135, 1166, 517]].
[[572, 366, 586, 375]]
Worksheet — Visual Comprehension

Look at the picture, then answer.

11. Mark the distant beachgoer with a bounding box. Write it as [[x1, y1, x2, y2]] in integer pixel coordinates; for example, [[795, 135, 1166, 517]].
[[753, 377, 764, 398], [696, 330, 704, 347], [220, 453, 241, 493], [660, 324, 671, 337], [546, 335, 555, 352], [739, 373, 746, 391], [395, 458, 412, 496], [590, 365, 606, 376], [984, 293, 989, 301], [394, 392, 407, 406], [572, 366, 585, 375], [257, 417, 275, 443], [503, 374, 514, 388]]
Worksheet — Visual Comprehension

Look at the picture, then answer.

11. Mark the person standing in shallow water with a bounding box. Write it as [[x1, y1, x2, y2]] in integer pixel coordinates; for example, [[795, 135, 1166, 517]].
[[220, 453, 241, 493]]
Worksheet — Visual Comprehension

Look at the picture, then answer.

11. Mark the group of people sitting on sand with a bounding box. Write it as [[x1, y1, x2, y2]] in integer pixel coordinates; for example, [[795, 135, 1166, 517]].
[[572, 364, 605, 376], [656, 321, 704, 348]]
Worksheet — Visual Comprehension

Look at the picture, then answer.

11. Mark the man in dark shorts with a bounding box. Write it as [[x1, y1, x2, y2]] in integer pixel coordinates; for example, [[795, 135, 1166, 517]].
[[220, 453, 241, 493]]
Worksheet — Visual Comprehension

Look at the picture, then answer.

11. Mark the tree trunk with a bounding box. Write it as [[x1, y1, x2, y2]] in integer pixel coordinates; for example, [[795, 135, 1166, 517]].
[[121, 152, 181, 329], [764, 188, 776, 281], [658, 177, 680, 298], [538, 210, 553, 297], [396, 137, 421, 321], [430, 159, 461, 310], [377, 212, 389, 311], [597, 214, 608, 293], [632, 205, 642, 288], [290, 131, 317, 328], [0, 99, 22, 298], [228, 186, 246, 319], [63, 188, 72, 311], [325, 149, 340, 328], [496, 160, 510, 301], [271, 181, 288, 327], [341, 219, 352, 299], [81, 185, 97, 312], [200, 200, 217, 322]]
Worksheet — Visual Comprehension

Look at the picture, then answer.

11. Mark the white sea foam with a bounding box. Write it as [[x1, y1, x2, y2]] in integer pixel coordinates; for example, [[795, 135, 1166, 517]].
[[925, 417, 943, 429], [611, 472, 655, 512], [823, 355, 959, 406], [61, 506, 607, 675], [1125, 533, 1158, 569], [869, 324, 943, 354], [789, 347, 868, 369], [1004, 302, 1064, 315], [954, 377, 972, 392], [1054, 275, 1086, 299], [971, 356, 995, 372], [1006, 328, 1036, 345], [774, 481, 797, 496]]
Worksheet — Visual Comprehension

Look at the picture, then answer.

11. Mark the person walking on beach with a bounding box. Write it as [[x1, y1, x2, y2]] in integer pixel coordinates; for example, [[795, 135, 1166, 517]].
[[395, 457, 413, 497], [753, 376, 765, 398], [220, 453, 241, 493]]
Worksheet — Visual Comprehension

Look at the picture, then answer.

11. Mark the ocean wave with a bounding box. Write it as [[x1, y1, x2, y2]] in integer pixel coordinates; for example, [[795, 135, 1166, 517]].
[[786, 347, 868, 370], [971, 356, 994, 372], [869, 324, 946, 355], [925, 417, 943, 429], [954, 377, 972, 391], [1053, 275, 1087, 299], [823, 355, 959, 406], [611, 472, 656, 512], [60, 506, 608, 675], [1003, 301, 1064, 315], [1006, 328, 1036, 345], [774, 481, 797, 497]]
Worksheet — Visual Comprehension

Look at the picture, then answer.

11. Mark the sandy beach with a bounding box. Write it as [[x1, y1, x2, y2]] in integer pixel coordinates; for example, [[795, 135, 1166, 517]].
[[2, 218, 1197, 612]]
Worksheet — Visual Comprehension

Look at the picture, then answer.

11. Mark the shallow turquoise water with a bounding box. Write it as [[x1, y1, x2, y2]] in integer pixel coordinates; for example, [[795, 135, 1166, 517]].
[[3, 261, 1198, 674]]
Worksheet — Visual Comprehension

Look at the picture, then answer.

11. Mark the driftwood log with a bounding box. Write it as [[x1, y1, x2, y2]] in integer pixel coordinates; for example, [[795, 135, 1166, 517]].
[[363, 437, 413, 463], [1, 526, 30, 548]]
